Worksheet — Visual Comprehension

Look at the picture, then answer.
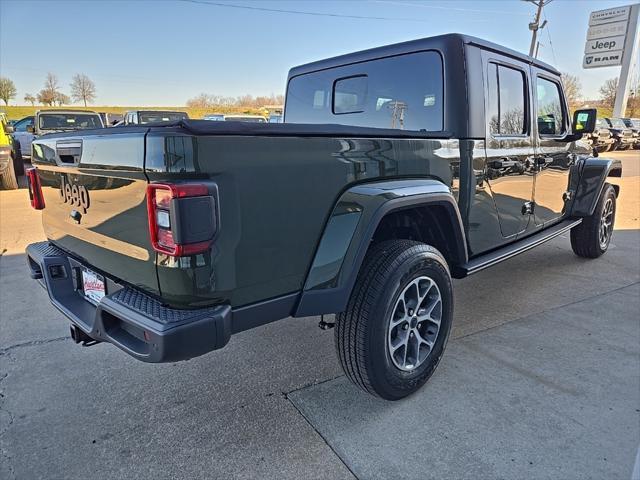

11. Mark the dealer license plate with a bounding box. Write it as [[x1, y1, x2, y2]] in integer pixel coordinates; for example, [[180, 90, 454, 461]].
[[81, 267, 106, 305]]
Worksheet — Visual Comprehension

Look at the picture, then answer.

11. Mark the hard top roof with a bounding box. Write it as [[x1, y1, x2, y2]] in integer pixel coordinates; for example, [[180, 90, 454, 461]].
[[288, 33, 559, 78]]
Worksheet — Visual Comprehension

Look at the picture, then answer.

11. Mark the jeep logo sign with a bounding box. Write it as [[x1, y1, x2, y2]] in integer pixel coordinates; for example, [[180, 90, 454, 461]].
[[60, 176, 90, 213], [584, 35, 625, 54]]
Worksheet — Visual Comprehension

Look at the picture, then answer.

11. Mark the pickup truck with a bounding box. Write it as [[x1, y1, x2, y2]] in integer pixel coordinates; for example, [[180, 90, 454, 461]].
[[587, 119, 616, 152], [25, 34, 621, 400], [621, 117, 640, 149], [123, 110, 189, 125], [27, 110, 104, 138], [602, 117, 635, 150]]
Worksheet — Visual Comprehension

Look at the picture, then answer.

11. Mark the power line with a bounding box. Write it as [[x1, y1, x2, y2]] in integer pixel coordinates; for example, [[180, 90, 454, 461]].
[[543, 10, 558, 66], [373, 0, 530, 17], [177, 0, 471, 23]]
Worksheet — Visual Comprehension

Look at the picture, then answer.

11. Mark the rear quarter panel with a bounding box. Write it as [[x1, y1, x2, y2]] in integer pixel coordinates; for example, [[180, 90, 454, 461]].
[[153, 134, 458, 308]]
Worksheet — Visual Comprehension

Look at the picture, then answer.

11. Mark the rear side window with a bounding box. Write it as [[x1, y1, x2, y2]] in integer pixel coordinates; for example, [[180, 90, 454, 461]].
[[286, 51, 443, 131], [333, 76, 367, 114], [536, 77, 565, 136], [487, 63, 527, 136]]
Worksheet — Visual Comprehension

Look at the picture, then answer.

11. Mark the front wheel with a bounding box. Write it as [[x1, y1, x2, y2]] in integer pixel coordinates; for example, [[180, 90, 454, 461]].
[[335, 240, 453, 400], [570, 183, 616, 258]]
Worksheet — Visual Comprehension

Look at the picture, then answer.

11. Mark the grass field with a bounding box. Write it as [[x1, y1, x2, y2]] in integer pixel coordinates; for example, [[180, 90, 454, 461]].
[[0, 105, 267, 121]]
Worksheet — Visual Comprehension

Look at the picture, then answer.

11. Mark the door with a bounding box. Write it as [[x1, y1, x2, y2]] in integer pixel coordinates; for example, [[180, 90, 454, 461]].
[[483, 55, 535, 238], [12, 116, 35, 156], [531, 70, 572, 226]]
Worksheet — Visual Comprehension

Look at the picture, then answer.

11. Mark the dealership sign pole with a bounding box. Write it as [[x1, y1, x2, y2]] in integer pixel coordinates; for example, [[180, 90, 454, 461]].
[[583, 4, 640, 116]]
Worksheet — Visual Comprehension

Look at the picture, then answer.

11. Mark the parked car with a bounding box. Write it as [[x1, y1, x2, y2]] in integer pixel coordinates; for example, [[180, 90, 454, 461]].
[[26, 34, 619, 400], [99, 112, 124, 126], [586, 118, 616, 152], [269, 114, 283, 123], [11, 115, 35, 159], [0, 113, 22, 189], [621, 117, 640, 149], [203, 114, 225, 121], [123, 110, 188, 125], [602, 117, 635, 150], [28, 110, 104, 137], [203, 114, 268, 123]]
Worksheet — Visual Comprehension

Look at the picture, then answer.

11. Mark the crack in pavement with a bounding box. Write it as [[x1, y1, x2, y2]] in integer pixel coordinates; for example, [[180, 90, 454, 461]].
[[0, 336, 70, 356]]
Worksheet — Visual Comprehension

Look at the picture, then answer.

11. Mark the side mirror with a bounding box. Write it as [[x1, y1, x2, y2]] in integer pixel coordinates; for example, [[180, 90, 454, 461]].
[[572, 108, 597, 135], [26, 124, 35, 134], [4, 125, 14, 134]]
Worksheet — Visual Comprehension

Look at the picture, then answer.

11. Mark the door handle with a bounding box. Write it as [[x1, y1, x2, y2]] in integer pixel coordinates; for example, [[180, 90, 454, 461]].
[[535, 156, 553, 166], [489, 158, 518, 169]]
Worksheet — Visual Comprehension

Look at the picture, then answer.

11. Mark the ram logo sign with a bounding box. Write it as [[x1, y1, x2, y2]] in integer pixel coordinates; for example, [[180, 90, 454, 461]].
[[583, 52, 623, 69]]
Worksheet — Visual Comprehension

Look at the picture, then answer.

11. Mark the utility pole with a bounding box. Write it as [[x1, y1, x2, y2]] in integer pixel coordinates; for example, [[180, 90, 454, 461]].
[[524, 0, 551, 57]]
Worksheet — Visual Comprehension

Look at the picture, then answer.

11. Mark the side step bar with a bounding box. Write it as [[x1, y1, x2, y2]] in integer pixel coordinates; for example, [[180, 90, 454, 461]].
[[453, 219, 582, 278]]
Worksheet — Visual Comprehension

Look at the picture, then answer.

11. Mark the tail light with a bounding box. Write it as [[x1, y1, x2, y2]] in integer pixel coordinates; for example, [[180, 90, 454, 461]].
[[26, 168, 45, 210], [146, 183, 217, 257]]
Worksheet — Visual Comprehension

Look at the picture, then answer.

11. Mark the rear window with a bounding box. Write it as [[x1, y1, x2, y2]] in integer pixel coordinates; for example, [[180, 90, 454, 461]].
[[39, 114, 102, 130], [285, 51, 444, 131], [138, 112, 188, 124]]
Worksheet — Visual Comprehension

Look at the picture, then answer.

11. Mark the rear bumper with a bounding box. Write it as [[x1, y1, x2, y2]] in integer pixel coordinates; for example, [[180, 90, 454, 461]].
[[26, 241, 232, 362]]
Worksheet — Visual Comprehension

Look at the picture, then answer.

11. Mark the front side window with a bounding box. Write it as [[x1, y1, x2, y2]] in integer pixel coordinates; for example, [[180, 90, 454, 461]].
[[286, 51, 443, 131], [536, 77, 566, 136], [487, 63, 527, 136], [14, 117, 34, 132]]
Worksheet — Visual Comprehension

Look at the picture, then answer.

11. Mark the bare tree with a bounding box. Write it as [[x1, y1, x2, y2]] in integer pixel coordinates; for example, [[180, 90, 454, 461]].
[[599, 77, 618, 110], [37, 73, 62, 106], [70, 74, 96, 106], [561, 73, 582, 112], [24, 93, 36, 106], [626, 76, 639, 117], [54, 92, 71, 106], [0, 77, 17, 105], [186, 93, 213, 109], [186, 92, 285, 109]]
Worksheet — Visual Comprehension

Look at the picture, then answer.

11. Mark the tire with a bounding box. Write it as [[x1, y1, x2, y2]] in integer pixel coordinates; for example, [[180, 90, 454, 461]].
[[570, 183, 616, 258], [0, 153, 19, 190], [335, 240, 453, 400], [11, 139, 24, 176]]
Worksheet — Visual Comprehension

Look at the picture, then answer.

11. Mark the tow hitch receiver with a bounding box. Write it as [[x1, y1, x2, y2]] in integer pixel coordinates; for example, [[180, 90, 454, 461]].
[[70, 325, 100, 347]]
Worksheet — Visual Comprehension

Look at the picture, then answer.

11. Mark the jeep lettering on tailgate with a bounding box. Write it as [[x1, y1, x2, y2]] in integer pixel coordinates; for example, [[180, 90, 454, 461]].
[[60, 176, 90, 213]]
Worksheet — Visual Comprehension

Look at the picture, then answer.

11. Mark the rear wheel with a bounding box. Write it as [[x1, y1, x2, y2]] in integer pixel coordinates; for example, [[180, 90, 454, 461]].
[[12, 139, 24, 176], [570, 183, 616, 258], [334, 240, 453, 400], [0, 153, 19, 190]]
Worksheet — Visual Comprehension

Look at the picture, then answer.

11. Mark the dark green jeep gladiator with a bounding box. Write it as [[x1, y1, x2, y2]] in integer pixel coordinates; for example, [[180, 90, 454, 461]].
[[26, 34, 621, 400]]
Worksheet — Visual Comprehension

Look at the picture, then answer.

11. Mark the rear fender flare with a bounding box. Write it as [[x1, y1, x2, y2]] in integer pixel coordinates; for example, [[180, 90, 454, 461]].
[[294, 179, 467, 317]]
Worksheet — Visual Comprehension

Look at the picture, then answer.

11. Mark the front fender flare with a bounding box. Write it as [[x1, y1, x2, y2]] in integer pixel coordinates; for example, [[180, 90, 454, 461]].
[[570, 157, 622, 218], [294, 179, 467, 317]]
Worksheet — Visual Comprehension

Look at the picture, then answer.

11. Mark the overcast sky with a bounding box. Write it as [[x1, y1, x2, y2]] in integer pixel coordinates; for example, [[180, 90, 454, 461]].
[[0, 0, 637, 106]]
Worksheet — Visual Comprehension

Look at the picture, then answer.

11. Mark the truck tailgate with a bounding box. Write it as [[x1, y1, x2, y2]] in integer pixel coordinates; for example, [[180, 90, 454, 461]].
[[32, 131, 159, 296]]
